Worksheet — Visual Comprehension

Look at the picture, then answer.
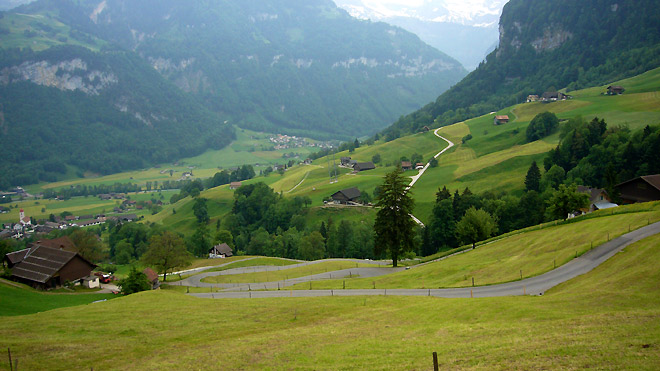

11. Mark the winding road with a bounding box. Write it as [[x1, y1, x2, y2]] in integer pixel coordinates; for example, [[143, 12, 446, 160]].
[[187, 221, 660, 299]]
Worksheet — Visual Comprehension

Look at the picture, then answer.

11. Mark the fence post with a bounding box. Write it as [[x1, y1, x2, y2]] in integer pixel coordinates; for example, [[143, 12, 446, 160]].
[[343, 280, 345, 289], [8, 347, 13, 371], [472, 277, 475, 287], [520, 270, 522, 280], [373, 281, 375, 289], [433, 352, 439, 371]]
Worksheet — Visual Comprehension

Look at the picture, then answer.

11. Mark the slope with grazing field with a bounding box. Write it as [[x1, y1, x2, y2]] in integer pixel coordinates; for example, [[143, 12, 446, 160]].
[[0, 280, 116, 317], [2, 216, 659, 369], [278, 202, 660, 290], [409, 67, 660, 223]]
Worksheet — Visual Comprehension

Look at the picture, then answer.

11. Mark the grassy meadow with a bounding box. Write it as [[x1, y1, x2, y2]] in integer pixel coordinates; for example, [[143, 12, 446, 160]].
[[1, 225, 659, 369], [0, 280, 116, 317], [285, 204, 660, 290]]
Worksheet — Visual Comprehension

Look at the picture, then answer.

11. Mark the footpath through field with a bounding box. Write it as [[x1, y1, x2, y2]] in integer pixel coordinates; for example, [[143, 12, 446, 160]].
[[408, 127, 455, 226], [189, 221, 660, 299]]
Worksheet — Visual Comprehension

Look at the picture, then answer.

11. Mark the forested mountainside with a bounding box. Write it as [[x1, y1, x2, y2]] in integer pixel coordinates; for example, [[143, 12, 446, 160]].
[[0, 45, 234, 188], [11, 0, 466, 138], [382, 0, 660, 138], [0, 0, 466, 188]]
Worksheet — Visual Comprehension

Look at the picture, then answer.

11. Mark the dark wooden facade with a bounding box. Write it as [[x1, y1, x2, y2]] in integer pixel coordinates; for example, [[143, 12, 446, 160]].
[[616, 175, 660, 204]]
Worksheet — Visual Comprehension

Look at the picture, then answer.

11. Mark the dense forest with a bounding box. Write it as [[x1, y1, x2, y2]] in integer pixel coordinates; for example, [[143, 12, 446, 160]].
[[381, 0, 660, 138]]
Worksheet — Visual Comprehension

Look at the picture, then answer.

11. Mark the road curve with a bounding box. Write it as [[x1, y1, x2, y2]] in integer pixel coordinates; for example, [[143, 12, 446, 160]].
[[168, 258, 392, 288], [189, 221, 660, 299]]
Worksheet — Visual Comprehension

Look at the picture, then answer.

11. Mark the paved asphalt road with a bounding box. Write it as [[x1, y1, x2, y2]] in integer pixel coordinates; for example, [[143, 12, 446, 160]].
[[169, 258, 394, 290], [189, 221, 660, 299]]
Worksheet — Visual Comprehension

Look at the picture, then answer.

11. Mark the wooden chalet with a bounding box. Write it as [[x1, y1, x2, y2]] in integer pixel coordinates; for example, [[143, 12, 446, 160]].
[[143, 267, 160, 289], [541, 91, 570, 102], [331, 187, 361, 204], [230, 182, 242, 190], [340, 157, 352, 166], [353, 162, 375, 172], [493, 115, 510, 125], [209, 243, 233, 258], [616, 175, 660, 204], [401, 161, 413, 171], [607, 85, 625, 95], [526, 95, 540, 103], [5, 245, 96, 289]]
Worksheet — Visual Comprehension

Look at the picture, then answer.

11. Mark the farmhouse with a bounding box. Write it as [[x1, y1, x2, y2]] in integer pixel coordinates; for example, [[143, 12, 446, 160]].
[[331, 187, 361, 204], [541, 91, 571, 102], [209, 243, 233, 258], [577, 186, 617, 213], [616, 175, 660, 204], [526, 94, 540, 102], [606, 85, 625, 95], [4, 245, 96, 289], [353, 162, 375, 172], [230, 182, 242, 190], [493, 115, 509, 125], [415, 163, 425, 170], [340, 157, 352, 166], [401, 161, 413, 171]]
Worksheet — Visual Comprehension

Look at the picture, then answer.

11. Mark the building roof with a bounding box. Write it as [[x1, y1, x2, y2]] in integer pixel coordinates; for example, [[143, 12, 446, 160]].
[[354, 162, 375, 171], [577, 186, 609, 203], [143, 267, 159, 283], [495, 115, 509, 120], [592, 201, 618, 210], [10, 245, 92, 284], [32, 236, 76, 252], [230, 182, 242, 187], [401, 161, 412, 168], [210, 243, 233, 256], [332, 187, 361, 201], [616, 174, 660, 191]]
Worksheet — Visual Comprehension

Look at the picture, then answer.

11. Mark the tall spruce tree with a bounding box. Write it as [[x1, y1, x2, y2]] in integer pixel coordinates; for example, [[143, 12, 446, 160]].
[[373, 166, 416, 267], [524, 161, 541, 192]]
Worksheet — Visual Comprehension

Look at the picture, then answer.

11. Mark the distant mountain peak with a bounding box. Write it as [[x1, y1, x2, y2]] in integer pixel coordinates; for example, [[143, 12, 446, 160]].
[[334, 0, 507, 27]]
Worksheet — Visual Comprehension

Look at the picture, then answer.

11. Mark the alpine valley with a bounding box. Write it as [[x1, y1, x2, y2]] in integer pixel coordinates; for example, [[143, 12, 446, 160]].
[[0, 0, 466, 187]]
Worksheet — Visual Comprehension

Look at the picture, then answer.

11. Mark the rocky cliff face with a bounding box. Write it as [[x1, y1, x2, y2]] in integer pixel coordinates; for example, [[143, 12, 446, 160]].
[[0, 59, 117, 95]]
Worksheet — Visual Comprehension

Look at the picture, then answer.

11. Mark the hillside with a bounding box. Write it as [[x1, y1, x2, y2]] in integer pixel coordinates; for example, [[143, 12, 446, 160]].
[[8, 0, 466, 139], [2, 213, 659, 369], [383, 0, 660, 138], [0, 44, 234, 188]]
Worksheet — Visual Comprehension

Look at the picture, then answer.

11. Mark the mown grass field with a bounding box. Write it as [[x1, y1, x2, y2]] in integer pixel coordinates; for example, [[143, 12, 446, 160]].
[[201, 261, 381, 284], [286, 205, 660, 290], [1, 224, 659, 369], [0, 280, 116, 317]]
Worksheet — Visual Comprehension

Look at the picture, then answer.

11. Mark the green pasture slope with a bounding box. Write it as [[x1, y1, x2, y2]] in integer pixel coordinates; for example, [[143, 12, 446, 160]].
[[410, 67, 660, 223], [287, 202, 660, 290], [0, 280, 116, 317], [1, 214, 659, 369]]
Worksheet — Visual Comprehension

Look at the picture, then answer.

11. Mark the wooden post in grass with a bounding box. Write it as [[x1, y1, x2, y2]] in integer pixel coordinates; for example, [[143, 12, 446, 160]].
[[343, 280, 345, 289], [8, 347, 12, 371], [554, 259, 556, 269], [373, 281, 375, 289], [433, 352, 439, 371], [472, 277, 475, 287], [520, 270, 522, 280], [470, 289, 473, 298]]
